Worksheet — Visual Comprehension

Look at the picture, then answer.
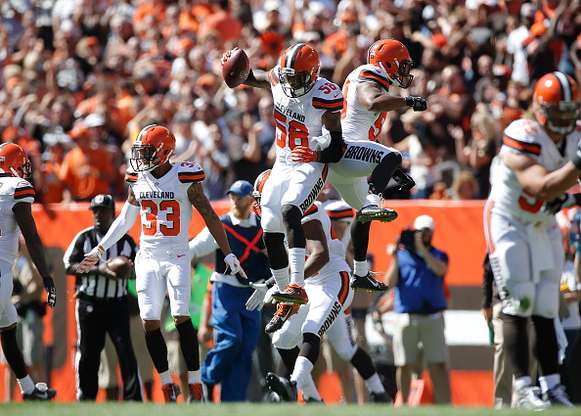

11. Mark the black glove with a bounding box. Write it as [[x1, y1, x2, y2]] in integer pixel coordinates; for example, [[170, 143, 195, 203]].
[[544, 193, 581, 214], [42, 276, 56, 308], [405, 96, 427, 112]]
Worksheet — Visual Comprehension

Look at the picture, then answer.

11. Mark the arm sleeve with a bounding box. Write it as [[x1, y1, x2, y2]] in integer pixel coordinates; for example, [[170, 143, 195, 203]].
[[319, 130, 345, 163], [99, 202, 140, 250], [188, 227, 219, 260]]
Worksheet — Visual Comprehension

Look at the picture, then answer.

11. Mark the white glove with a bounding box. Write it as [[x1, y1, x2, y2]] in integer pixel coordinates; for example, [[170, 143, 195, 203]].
[[310, 132, 331, 151], [77, 245, 105, 273], [224, 253, 247, 279], [264, 285, 278, 305], [245, 282, 269, 311]]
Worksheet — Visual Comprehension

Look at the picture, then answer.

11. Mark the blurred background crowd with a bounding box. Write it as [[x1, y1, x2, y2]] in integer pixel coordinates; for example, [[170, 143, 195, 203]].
[[1, 0, 581, 203]]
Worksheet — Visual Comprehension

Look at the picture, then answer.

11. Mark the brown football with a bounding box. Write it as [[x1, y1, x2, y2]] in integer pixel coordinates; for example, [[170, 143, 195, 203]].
[[106, 256, 132, 279], [222, 48, 250, 88]]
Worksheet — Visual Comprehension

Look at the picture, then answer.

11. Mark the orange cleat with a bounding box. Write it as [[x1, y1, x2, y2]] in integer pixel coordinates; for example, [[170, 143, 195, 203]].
[[265, 303, 300, 333], [271, 283, 308, 304]]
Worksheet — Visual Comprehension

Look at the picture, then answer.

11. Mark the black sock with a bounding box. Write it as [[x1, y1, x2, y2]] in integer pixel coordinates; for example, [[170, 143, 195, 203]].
[[0, 326, 28, 379], [368, 152, 402, 195], [350, 347, 376, 380], [351, 220, 371, 263], [300, 333, 321, 365], [263, 232, 288, 269], [532, 315, 559, 376], [175, 319, 200, 371], [282, 205, 306, 248], [277, 347, 300, 376], [144, 328, 169, 373], [501, 312, 529, 379]]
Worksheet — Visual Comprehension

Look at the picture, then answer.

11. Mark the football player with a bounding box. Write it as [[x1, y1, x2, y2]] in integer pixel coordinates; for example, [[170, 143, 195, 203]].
[[0, 143, 57, 400], [485, 72, 581, 409], [290, 39, 426, 291], [225, 43, 347, 306], [78, 125, 245, 402], [247, 170, 389, 403]]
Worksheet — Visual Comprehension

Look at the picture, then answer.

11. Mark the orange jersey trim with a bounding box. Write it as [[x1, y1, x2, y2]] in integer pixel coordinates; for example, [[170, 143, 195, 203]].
[[178, 172, 206, 183], [312, 97, 343, 111], [360, 70, 391, 91], [503, 135, 541, 156]]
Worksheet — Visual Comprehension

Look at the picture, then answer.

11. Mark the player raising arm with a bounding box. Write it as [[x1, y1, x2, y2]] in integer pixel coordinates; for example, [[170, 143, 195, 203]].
[[0, 143, 56, 400], [78, 124, 244, 402]]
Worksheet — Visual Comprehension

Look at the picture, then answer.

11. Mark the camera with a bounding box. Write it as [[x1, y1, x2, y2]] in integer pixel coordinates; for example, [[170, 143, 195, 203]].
[[398, 228, 418, 253]]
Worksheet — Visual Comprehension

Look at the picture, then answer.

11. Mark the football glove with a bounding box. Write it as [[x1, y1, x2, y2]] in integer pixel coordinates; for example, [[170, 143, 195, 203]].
[[405, 96, 427, 112], [77, 245, 105, 273], [544, 193, 581, 214], [291, 146, 320, 163], [224, 253, 247, 279], [245, 281, 269, 311], [43, 276, 56, 308]]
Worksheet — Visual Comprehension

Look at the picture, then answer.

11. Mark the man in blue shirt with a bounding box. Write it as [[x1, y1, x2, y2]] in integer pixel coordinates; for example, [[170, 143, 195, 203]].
[[385, 215, 451, 404]]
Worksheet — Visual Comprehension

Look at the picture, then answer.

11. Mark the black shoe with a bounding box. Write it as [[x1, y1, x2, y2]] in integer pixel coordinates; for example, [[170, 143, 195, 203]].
[[356, 205, 398, 224], [350, 272, 388, 292], [543, 384, 573, 407], [266, 372, 297, 402], [265, 303, 300, 334], [22, 383, 56, 401], [305, 397, 324, 404], [392, 169, 415, 192], [369, 391, 390, 403]]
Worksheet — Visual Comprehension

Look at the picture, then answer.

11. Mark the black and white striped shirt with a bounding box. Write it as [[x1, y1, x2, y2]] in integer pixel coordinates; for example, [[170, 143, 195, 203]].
[[63, 227, 137, 301]]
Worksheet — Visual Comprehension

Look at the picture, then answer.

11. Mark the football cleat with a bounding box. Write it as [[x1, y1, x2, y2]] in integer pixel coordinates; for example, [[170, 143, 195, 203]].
[[22, 383, 56, 401], [265, 303, 300, 334], [266, 372, 297, 402], [304, 397, 324, 404], [392, 169, 416, 192], [351, 272, 389, 292], [543, 384, 573, 407], [271, 283, 309, 304], [356, 206, 398, 224], [369, 391, 391, 403], [161, 383, 181, 403], [513, 385, 550, 410], [187, 383, 203, 402]]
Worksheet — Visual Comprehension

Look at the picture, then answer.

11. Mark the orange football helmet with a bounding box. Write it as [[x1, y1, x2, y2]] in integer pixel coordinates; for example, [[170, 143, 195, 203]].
[[278, 43, 320, 97], [130, 124, 176, 172], [367, 39, 413, 89], [252, 169, 271, 217], [533, 72, 580, 135], [0, 143, 31, 178]]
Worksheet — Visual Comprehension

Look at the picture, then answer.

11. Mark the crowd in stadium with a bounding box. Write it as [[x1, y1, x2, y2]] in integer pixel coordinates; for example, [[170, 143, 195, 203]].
[[1, 0, 579, 203]]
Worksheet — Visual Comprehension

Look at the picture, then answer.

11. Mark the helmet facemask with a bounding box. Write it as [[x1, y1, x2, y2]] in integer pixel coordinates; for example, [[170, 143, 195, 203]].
[[279, 67, 316, 98], [539, 101, 580, 135], [382, 60, 414, 89], [130, 143, 166, 172]]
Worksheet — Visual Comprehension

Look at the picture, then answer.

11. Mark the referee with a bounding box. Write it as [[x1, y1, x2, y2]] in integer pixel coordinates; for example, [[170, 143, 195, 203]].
[[63, 194, 142, 401]]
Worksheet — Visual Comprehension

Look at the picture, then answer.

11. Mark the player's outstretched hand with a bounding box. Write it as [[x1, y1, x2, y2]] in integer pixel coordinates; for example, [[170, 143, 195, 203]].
[[405, 96, 427, 112], [43, 276, 56, 308], [544, 193, 581, 214], [78, 245, 104, 273], [246, 282, 269, 311], [291, 146, 320, 163], [224, 253, 247, 279]]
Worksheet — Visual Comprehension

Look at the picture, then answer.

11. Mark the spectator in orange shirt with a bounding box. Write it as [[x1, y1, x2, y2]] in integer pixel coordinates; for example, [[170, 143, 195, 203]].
[[39, 136, 69, 204], [59, 125, 118, 201]]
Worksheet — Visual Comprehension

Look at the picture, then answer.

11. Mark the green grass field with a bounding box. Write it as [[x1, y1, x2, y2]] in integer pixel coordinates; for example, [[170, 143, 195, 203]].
[[0, 403, 579, 416]]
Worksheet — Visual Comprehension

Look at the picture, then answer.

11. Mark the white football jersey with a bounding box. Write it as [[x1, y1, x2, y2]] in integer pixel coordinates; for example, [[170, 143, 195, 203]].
[[126, 161, 205, 252], [342, 64, 391, 142], [301, 201, 349, 284], [269, 67, 343, 165], [489, 118, 581, 223], [0, 176, 35, 264]]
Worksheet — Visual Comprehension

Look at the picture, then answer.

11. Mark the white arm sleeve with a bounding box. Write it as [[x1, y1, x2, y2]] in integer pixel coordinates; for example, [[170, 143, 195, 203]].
[[188, 227, 219, 260], [99, 202, 140, 250]]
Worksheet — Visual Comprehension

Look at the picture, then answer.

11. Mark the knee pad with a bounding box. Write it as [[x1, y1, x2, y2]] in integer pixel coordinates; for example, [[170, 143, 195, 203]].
[[281, 204, 305, 248], [263, 232, 288, 269], [301, 332, 321, 364], [281, 204, 303, 226], [368, 152, 402, 195]]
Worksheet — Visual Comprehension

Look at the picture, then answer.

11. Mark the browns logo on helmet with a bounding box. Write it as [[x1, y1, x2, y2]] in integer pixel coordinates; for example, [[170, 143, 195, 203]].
[[278, 43, 320, 98], [533, 72, 580, 135], [252, 169, 272, 217], [130, 124, 176, 172], [367, 39, 414, 89], [0, 143, 32, 178]]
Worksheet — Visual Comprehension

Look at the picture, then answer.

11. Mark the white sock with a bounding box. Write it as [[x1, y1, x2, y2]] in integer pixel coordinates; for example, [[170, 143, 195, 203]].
[[539, 374, 560, 393], [17, 375, 35, 394], [364, 193, 381, 208], [301, 373, 322, 401], [159, 370, 172, 385], [289, 248, 306, 286], [353, 260, 369, 277], [290, 356, 313, 387], [365, 373, 385, 394], [271, 268, 289, 291], [188, 370, 201, 384], [514, 376, 532, 390]]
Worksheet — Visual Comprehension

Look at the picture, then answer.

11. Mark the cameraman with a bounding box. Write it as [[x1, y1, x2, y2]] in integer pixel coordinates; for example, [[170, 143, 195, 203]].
[[385, 215, 451, 404]]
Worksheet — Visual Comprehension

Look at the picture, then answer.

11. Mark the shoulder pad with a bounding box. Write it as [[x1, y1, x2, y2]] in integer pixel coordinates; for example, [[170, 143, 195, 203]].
[[268, 67, 280, 86], [312, 78, 343, 112], [357, 64, 391, 91], [502, 119, 543, 156], [13, 178, 35, 201], [177, 161, 205, 183], [125, 170, 138, 183]]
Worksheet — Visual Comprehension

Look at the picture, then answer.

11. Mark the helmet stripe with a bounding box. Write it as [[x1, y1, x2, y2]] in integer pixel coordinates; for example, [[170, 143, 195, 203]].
[[553, 71, 571, 101], [287, 43, 304, 69]]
